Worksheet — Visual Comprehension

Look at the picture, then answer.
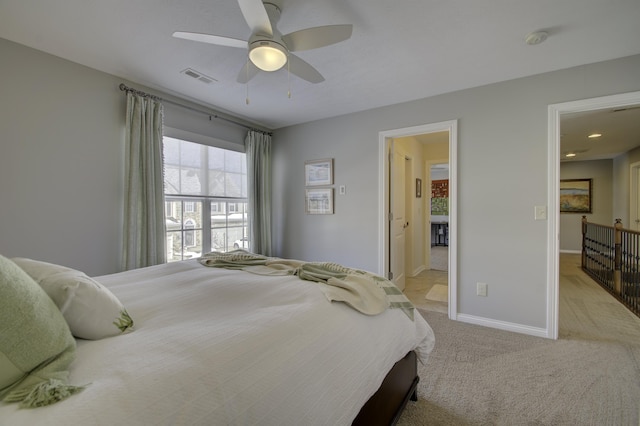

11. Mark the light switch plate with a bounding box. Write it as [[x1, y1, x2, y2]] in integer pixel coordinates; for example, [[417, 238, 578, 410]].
[[534, 205, 547, 220]]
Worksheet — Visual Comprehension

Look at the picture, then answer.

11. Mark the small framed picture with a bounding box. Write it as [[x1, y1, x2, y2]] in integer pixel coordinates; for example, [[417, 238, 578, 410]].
[[305, 188, 334, 214], [305, 158, 333, 186], [416, 178, 422, 198], [560, 178, 592, 213]]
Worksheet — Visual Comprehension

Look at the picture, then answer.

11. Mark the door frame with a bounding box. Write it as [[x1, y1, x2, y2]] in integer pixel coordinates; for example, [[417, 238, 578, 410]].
[[630, 161, 640, 231], [548, 90, 640, 339], [379, 120, 458, 319]]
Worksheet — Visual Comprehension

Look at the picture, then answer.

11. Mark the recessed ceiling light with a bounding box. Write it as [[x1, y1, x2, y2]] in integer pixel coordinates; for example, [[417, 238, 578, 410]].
[[565, 153, 577, 158], [525, 31, 548, 45], [588, 133, 602, 139]]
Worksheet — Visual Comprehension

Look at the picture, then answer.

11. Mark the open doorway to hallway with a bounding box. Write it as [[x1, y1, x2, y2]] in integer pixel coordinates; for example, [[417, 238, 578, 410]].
[[548, 90, 640, 339], [402, 145, 449, 313], [379, 120, 458, 319]]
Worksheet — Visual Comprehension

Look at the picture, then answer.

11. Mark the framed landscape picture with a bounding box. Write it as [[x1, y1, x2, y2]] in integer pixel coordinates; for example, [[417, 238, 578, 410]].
[[560, 179, 592, 213]]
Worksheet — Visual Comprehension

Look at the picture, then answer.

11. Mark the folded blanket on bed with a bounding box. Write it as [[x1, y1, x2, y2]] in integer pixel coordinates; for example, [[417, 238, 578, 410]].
[[198, 250, 270, 269], [199, 251, 414, 320]]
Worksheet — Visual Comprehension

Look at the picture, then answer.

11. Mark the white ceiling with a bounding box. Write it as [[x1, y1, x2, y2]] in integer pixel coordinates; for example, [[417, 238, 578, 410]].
[[561, 106, 640, 162], [1, 0, 640, 135]]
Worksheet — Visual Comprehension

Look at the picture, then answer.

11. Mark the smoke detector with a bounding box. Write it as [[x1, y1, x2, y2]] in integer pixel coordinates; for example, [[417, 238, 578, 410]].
[[525, 31, 548, 45]]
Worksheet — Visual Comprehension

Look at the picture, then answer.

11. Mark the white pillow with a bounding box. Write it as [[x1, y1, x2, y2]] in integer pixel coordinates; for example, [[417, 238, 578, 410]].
[[11, 258, 133, 340]]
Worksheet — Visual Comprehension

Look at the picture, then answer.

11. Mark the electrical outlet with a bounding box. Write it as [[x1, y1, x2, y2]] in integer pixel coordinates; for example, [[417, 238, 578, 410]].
[[477, 282, 488, 297]]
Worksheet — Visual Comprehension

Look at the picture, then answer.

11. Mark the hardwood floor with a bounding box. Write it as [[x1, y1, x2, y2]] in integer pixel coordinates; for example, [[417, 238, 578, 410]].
[[405, 252, 640, 331], [404, 267, 448, 313]]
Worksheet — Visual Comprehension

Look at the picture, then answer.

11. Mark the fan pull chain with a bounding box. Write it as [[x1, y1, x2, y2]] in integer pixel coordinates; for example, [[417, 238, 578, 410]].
[[245, 59, 250, 105], [287, 56, 291, 99]]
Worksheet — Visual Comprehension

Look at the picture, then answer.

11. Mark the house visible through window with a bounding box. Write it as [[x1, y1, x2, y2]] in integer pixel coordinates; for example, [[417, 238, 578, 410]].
[[163, 136, 249, 262]]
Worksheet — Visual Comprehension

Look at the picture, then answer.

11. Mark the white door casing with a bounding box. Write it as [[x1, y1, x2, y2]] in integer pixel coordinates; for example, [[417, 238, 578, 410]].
[[379, 120, 458, 320]]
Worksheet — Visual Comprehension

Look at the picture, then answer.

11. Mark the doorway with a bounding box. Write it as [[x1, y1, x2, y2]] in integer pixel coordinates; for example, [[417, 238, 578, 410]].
[[379, 120, 458, 319], [548, 90, 640, 339]]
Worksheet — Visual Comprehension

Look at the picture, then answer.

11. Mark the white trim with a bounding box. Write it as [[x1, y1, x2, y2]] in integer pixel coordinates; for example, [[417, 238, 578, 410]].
[[457, 314, 548, 338], [379, 120, 458, 320], [560, 249, 581, 254], [548, 90, 640, 340], [412, 265, 426, 276]]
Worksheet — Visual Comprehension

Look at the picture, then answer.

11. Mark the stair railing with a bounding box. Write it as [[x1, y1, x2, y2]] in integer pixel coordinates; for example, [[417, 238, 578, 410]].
[[581, 216, 640, 318]]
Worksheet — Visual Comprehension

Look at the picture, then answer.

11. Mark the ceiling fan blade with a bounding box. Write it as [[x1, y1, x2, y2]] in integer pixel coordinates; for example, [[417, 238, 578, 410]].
[[237, 61, 261, 84], [282, 24, 352, 52], [237, 0, 273, 36], [288, 54, 325, 83], [173, 31, 247, 49]]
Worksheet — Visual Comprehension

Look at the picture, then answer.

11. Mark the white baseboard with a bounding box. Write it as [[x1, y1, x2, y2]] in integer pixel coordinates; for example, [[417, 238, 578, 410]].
[[560, 249, 581, 254], [456, 313, 550, 338], [411, 265, 426, 277]]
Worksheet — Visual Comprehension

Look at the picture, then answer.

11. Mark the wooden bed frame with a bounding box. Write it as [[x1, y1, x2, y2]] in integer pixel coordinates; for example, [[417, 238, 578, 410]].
[[352, 351, 419, 425]]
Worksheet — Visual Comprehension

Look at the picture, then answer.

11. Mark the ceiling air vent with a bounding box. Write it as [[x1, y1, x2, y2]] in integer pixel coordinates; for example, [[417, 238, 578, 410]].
[[180, 68, 217, 84]]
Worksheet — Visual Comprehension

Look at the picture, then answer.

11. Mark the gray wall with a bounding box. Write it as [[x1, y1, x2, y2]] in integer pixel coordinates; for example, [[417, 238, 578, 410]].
[[2, 34, 640, 330], [559, 160, 613, 252], [272, 54, 640, 330], [0, 38, 125, 275], [0, 38, 247, 275]]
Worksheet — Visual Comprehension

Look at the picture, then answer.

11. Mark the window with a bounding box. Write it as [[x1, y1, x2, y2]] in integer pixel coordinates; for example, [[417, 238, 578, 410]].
[[164, 136, 249, 262]]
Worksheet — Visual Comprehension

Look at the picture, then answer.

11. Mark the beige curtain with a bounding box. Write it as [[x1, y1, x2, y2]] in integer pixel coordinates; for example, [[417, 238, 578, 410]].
[[245, 130, 272, 256], [122, 92, 166, 270]]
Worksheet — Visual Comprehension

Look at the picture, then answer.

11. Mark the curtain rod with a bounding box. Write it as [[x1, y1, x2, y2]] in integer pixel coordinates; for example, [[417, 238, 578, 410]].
[[118, 83, 272, 136]]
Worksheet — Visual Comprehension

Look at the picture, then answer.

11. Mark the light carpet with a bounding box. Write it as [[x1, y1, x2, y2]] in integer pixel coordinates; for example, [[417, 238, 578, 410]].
[[425, 284, 448, 303], [397, 309, 640, 425], [398, 255, 640, 426]]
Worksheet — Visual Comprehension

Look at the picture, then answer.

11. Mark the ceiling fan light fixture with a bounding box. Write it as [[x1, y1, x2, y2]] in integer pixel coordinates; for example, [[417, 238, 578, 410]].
[[249, 40, 287, 72]]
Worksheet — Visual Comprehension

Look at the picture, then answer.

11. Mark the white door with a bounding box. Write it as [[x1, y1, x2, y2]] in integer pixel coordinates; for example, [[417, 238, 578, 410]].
[[390, 142, 407, 290]]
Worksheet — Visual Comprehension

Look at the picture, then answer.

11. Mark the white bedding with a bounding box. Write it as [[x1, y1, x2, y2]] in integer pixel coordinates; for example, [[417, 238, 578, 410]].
[[1, 259, 434, 425]]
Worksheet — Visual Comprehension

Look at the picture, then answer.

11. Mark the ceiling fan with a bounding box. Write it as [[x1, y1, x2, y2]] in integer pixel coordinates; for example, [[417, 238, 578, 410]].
[[173, 0, 353, 84]]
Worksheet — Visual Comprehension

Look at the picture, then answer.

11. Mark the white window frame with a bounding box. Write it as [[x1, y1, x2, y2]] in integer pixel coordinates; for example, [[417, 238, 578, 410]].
[[163, 132, 249, 261]]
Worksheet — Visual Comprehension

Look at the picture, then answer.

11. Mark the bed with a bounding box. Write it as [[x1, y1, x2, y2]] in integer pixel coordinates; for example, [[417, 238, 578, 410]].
[[0, 253, 434, 425]]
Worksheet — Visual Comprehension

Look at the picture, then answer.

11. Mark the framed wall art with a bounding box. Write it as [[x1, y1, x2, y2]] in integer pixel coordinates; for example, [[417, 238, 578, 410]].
[[305, 158, 333, 186], [560, 178, 592, 213], [305, 188, 334, 214], [416, 178, 422, 198]]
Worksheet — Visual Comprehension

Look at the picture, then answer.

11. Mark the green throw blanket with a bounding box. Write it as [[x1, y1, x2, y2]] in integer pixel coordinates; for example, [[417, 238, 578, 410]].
[[199, 250, 415, 320]]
